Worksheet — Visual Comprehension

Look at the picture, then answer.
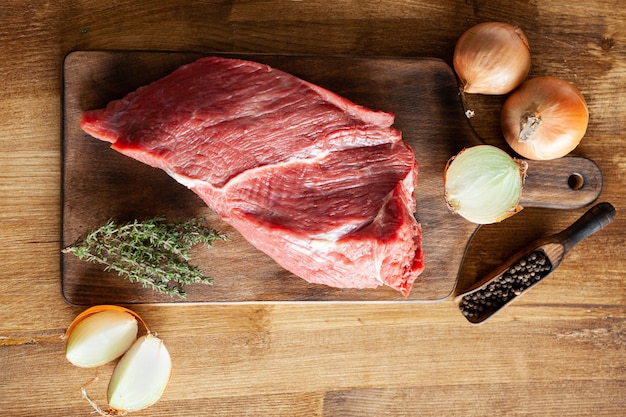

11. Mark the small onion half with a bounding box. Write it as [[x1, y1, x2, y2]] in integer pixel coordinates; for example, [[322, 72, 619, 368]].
[[107, 334, 172, 413], [444, 145, 527, 224], [65, 305, 140, 368]]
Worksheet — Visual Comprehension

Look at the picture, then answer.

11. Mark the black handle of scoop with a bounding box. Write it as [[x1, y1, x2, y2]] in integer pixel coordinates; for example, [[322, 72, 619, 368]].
[[555, 202, 616, 253]]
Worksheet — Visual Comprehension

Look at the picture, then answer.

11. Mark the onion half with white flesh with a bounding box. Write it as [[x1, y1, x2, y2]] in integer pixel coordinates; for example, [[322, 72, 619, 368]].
[[444, 145, 527, 224]]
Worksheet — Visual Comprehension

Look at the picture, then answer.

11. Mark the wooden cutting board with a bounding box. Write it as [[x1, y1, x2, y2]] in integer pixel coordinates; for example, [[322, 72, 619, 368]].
[[61, 51, 603, 305]]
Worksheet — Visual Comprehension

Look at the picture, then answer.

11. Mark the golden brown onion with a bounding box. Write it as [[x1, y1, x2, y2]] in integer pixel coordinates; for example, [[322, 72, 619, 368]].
[[501, 76, 589, 160], [453, 22, 531, 95]]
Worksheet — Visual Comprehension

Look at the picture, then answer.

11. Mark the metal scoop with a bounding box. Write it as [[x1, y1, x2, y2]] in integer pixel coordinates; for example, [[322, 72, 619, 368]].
[[454, 202, 616, 324]]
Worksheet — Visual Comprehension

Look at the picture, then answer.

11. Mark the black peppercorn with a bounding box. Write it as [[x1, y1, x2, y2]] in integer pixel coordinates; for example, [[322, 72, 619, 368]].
[[458, 250, 553, 322]]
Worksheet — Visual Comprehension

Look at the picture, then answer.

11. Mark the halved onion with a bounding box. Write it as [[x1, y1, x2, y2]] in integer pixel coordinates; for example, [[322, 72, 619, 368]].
[[66, 305, 171, 415], [444, 145, 527, 224], [107, 335, 172, 413], [65, 305, 140, 368]]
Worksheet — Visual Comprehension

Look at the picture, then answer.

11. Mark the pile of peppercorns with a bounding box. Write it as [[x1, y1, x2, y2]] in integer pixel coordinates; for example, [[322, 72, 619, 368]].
[[458, 250, 553, 322]]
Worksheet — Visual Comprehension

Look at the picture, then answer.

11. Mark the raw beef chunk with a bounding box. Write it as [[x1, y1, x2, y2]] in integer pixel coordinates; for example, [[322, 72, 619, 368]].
[[81, 56, 424, 296]]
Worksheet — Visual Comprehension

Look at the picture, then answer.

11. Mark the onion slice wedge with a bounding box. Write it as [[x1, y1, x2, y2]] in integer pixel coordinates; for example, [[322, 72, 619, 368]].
[[65, 305, 141, 368], [107, 334, 172, 413]]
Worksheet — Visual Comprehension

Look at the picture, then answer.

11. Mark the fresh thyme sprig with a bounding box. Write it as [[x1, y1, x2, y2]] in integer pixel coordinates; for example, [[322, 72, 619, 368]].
[[63, 217, 228, 299]]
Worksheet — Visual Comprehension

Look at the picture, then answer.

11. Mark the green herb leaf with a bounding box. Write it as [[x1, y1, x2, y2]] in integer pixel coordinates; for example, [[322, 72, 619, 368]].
[[63, 217, 228, 299]]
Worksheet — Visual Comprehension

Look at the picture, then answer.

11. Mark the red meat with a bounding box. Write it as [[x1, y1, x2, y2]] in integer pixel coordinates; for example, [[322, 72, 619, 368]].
[[81, 56, 424, 296]]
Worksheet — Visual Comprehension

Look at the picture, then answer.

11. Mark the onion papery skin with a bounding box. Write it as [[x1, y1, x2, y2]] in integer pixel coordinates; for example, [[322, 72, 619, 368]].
[[501, 76, 589, 160], [453, 22, 531, 95], [65, 307, 139, 368], [107, 334, 172, 413], [444, 145, 527, 224]]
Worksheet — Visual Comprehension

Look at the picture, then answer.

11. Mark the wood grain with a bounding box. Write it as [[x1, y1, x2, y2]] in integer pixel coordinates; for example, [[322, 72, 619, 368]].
[[1, 1, 625, 416], [61, 51, 603, 305]]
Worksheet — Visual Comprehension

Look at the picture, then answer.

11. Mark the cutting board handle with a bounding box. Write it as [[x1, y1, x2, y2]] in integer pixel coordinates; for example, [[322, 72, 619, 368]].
[[520, 155, 603, 209]]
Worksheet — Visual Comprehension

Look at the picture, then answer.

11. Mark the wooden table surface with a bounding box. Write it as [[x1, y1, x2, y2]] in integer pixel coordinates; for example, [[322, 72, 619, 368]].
[[1, 1, 624, 416]]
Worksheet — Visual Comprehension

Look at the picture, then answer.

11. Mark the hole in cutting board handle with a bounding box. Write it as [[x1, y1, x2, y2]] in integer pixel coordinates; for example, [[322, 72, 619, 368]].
[[568, 173, 585, 190]]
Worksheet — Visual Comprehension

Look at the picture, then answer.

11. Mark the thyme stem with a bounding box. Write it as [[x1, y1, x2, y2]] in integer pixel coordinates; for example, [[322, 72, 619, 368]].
[[63, 217, 228, 299]]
